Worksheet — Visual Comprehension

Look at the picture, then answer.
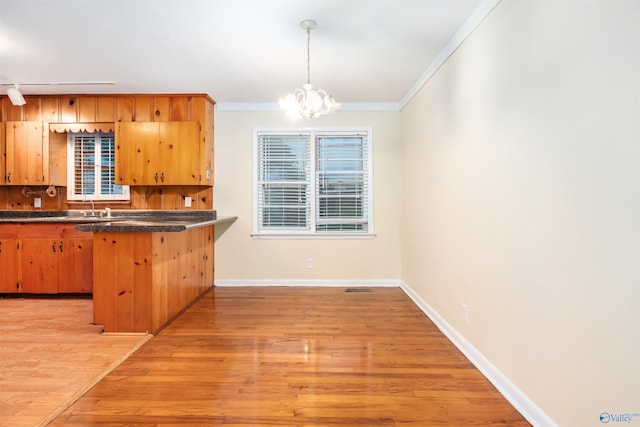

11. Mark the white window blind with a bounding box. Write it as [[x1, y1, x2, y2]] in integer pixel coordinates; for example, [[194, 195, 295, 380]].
[[316, 133, 368, 232], [67, 132, 130, 201], [254, 128, 372, 237], [257, 134, 311, 231]]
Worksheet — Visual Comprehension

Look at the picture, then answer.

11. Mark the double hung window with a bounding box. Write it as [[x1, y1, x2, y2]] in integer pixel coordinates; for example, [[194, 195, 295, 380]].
[[67, 132, 129, 201], [254, 128, 372, 237]]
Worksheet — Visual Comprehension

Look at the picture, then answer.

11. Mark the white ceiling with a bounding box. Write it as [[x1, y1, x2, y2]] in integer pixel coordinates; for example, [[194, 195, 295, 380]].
[[0, 0, 497, 110]]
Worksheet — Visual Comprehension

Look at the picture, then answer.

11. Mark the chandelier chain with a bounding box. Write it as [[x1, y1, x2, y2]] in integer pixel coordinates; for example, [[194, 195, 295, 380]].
[[306, 27, 311, 85]]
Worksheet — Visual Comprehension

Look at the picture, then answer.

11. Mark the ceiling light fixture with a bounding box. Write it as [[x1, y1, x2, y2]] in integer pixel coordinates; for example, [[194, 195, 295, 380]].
[[7, 84, 26, 106], [280, 20, 340, 119], [1, 81, 116, 106]]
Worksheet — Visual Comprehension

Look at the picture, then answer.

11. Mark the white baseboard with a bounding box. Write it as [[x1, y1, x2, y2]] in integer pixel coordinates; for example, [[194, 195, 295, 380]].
[[214, 279, 401, 287], [399, 281, 557, 427]]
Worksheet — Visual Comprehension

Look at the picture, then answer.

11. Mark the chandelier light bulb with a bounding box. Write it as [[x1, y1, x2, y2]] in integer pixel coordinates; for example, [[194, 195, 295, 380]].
[[280, 20, 341, 119]]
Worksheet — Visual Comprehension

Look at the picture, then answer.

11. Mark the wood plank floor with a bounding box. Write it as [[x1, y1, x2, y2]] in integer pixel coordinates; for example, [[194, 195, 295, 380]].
[[51, 287, 530, 426], [0, 297, 151, 427]]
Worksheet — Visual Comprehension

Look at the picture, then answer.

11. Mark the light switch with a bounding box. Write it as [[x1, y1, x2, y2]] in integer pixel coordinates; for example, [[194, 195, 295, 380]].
[[34, 198, 42, 208], [185, 197, 192, 207]]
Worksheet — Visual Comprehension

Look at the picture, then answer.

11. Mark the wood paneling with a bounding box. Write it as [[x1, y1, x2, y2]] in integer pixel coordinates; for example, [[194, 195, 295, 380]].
[[170, 96, 189, 121], [133, 96, 153, 122], [153, 96, 170, 121], [60, 97, 78, 122], [92, 225, 214, 333], [2, 94, 214, 125], [48, 130, 67, 186], [115, 97, 133, 122], [77, 97, 97, 122], [41, 97, 61, 122], [97, 97, 115, 122]]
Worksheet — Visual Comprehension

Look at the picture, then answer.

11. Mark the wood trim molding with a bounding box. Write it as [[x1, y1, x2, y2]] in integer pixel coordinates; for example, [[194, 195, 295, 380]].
[[50, 122, 114, 133]]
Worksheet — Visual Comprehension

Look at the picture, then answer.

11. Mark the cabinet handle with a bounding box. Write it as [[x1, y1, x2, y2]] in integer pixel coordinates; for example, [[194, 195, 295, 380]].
[[155, 172, 159, 183], [161, 172, 165, 183], [7, 172, 11, 183], [52, 241, 56, 253], [59, 242, 63, 252]]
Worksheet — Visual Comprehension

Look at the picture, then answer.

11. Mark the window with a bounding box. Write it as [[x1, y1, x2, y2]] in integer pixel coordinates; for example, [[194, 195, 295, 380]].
[[254, 128, 372, 237], [67, 132, 129, 201]]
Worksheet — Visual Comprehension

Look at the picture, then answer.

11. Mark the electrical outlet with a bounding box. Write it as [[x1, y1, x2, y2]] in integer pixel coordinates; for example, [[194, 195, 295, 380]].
[[306, 258, 313, 268], [461, 303, 469, 324], [34, 198, 42, 208], [184, 197, 192, 207]]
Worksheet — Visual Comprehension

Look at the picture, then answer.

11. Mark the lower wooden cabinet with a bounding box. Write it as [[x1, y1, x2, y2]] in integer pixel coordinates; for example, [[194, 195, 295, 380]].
[[0, 225, 19, 293], [0, 223, 93, 294]]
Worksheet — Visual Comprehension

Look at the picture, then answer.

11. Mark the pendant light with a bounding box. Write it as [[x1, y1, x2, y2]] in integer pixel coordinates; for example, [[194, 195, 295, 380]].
[[280, 20, 340, 119]]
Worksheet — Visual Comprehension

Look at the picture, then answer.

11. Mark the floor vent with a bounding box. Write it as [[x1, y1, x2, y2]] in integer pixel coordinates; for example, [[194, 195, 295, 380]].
[[344, 287, 372, 293]]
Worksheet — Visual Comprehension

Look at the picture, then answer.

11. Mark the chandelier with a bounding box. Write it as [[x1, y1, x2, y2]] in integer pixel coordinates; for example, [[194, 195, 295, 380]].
[[280, 20, 341, 119]]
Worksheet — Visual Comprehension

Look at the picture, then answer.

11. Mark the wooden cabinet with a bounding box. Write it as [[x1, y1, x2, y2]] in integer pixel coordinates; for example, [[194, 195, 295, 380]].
[[4, 121, 49, 185], [115, 121, 201, 185], [0, 122, 5, 185], [57, 236, 93, 293], [0, 225, 19, 293], [20, 235, 59, 293], [0, 224, 93, 294]]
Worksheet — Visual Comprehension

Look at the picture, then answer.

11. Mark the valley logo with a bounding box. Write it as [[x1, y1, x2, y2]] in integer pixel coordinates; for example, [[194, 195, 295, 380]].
[[600, 412, 640, 424]]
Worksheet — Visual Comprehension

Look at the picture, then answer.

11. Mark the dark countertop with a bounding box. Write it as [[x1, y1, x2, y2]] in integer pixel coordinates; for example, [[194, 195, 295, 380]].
[[0, 210, 237, 233]]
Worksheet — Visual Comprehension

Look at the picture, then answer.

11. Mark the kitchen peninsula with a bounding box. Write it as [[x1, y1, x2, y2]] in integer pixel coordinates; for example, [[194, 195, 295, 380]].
[[76, 211, 236, 334]]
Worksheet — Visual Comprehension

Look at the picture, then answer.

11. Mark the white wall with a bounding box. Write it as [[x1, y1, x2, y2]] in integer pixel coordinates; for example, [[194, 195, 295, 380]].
[[400, 1, 640, 426], [213, 111, 402, 283]]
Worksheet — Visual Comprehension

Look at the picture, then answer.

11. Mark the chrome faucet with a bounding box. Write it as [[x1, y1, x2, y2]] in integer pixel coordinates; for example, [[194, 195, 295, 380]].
[[90, 200, 95, 216]]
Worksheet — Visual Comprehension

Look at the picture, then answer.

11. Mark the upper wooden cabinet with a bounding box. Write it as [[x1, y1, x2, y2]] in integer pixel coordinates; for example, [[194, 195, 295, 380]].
[[115, 121, 201, 185], [0, 94, 215, 187], [3, 121, 49, 186]]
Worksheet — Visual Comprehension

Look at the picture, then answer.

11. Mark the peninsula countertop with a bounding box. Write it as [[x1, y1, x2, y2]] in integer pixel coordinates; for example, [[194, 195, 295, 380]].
[[0, 210, 237, 232]]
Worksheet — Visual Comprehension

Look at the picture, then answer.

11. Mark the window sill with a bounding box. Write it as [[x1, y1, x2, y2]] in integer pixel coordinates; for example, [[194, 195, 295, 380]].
[[66, 200, 132, 209], [251, 233, 375, 240]]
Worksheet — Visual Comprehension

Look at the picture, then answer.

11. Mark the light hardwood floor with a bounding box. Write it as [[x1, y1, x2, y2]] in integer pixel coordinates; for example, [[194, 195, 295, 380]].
[[0, 297, 151, 427], [51, 287, 530, 426]]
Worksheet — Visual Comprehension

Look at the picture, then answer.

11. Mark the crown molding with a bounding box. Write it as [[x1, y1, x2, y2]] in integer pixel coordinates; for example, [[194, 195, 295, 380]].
[[215, 101, 401, 112], [399, 0, 501, 110]]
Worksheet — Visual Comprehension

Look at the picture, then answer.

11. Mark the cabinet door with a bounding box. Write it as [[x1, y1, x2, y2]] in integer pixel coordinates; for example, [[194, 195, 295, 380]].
[[58, 237, 93, 293], [0, 239, 19, 293], [5, 121, 46, 185], [0, 122, 5, 185], [159, 122, 200, 185], [115, 121, 159, 185], [20, 238, 59, 293]]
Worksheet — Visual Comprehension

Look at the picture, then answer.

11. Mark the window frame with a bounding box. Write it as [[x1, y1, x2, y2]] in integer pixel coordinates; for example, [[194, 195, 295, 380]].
[[253, 127, 373, 239], [66, 131, 130, 201]]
